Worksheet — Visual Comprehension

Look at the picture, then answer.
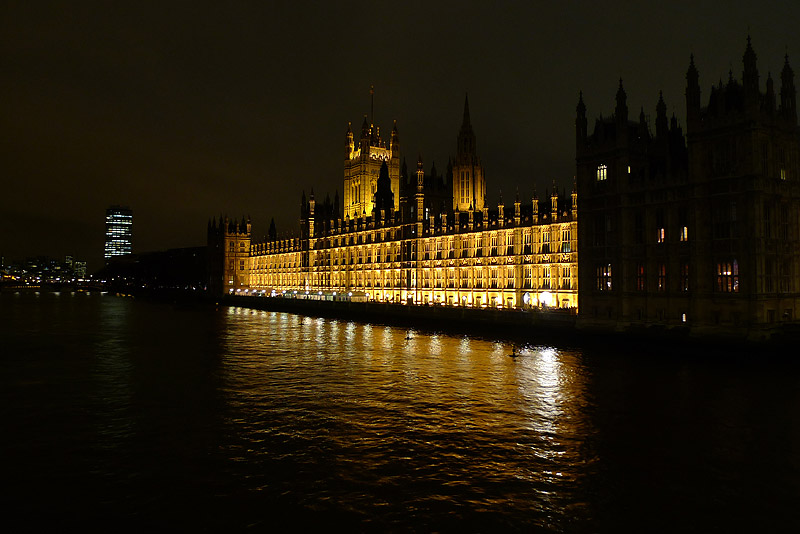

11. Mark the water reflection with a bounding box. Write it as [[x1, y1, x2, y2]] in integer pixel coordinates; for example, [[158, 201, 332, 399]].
[[218, 308, 597, 528], [5, 294, 800, 531]]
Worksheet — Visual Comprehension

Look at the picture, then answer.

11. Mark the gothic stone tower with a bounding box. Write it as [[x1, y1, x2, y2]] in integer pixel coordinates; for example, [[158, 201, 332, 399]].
[[577, 38, 800, 338], [452, 95, 485, 212], [684, 38, 800, 332], [343, 114, 400, 219], [207, 215, 251, 295]]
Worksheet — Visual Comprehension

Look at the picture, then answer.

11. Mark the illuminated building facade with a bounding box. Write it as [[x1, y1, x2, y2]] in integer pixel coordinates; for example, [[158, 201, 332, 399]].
[[577, 38, 800, 337], [104, 205, 133, 262], [209, 98, 579, 310]]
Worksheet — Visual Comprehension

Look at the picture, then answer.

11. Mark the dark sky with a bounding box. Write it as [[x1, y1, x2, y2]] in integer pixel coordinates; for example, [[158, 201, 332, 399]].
[[2, 1, 798, 271]]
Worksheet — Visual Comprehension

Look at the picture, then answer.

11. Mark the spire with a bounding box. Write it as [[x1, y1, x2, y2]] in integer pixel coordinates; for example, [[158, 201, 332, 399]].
[[345, 121, 354, 158], [636, 106, 649, 138], [615, 78, 628, 123], [687, 53, 699, 85], [577, 91, 586, 116], [457, 93, 477, 157], [576, 91, 588, 145], [742, 34, 759, 103], [781, 53, 796, 121], [765, 72, 776, 113], [686, 53, 701, 124], [743, 35, 757, 66], [656, 91, 668, 138]]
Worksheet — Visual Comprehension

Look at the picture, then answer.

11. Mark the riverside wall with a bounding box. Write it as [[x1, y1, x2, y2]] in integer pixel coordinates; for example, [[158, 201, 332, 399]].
[[218, 294, 800, 351]]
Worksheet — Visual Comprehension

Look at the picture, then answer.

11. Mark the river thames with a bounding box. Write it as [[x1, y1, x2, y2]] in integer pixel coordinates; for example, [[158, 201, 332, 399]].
[[2, 291, 799, 532]]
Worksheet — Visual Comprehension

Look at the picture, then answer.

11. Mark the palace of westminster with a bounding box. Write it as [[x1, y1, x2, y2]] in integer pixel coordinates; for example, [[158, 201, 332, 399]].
[[209, 39, 800, 336]]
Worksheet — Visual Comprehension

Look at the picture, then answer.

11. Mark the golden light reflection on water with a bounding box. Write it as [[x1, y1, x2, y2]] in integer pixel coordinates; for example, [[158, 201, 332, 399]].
[[9, 294, 800, 531], [219, 308, 594, 496]]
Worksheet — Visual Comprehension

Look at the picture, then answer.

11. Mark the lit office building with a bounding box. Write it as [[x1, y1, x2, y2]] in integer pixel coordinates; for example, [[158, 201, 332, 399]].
[[104, 205, 133, 262]]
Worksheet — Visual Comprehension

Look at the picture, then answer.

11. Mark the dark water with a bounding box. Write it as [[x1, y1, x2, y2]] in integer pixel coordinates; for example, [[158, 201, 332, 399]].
[[2, 292, 799, 532]]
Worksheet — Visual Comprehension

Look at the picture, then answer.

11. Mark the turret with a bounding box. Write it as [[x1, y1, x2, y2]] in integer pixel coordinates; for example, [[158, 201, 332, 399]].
[[656, 91, 668, 139], [742, 36, 759, 111], [637, 107, 649, 138], [576, 91, 587, 147], [763, 72, 775, 114], [360, 115, 370, 151], [308, 190, 315, 238], [416, 156, 424, 222], [550, 182, 558, 222], [532, 186, 539, 224], [781, 54, 797, 123], [453, 94, 485, 211], [571, 178, 578, 219], [345, 122, 354, 159], [686, 54, 701, 124], [390, 120, 399, 157], [615, 78, 628, 127], [497, 190, 504, 227], [513, 188, 521, 226]]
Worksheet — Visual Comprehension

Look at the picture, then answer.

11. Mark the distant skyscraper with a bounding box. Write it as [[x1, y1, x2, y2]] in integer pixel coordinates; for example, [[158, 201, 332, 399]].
[[104, 205, 133, 262], [74, 261, 87, 279]]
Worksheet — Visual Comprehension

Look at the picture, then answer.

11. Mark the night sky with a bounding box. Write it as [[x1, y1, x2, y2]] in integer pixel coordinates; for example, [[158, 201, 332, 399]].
[[2, 1, 799, 271]]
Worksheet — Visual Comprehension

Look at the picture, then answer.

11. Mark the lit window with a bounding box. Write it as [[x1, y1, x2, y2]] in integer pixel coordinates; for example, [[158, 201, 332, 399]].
[[780, 168, 787, 181], [680, 226, 688, 242], [657, 227, 665, 243], [627, 165, 631, 174], [636, 263, 645, 291], [716, 260, 739, 292], [596, 164, 608, 181], [596, 263, 612, 290]]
